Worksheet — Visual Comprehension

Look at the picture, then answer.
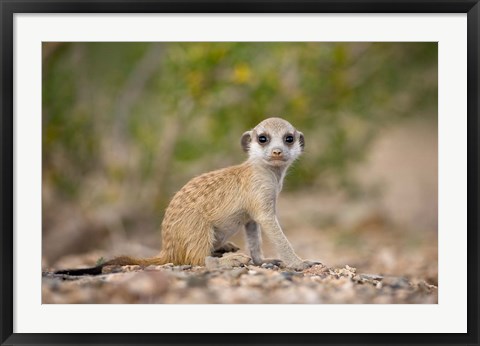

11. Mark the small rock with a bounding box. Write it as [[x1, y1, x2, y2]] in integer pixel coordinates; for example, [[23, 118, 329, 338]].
[[145, 265, 165, 271], [186, 275, 208, 288], [360, 273, 384, 281], [247, 267, 272, 275], [352, 275, 364, 283], [122, 265, 142, 272], [335, 265, 357, 278], [381, 276, 410, 289], [209, 276, 232, 287], [101, 265, 123, 274], [281, 271, 302, 281], [241, 274, 265, 287], [416, 280, 437, 292], [174, 265, 192, 271], [303, 264, 329, 276], [229, 267, 248, 279], [145, 263, 174, 271], [122, 271, 169, 296], [205, 256, 220, 270]]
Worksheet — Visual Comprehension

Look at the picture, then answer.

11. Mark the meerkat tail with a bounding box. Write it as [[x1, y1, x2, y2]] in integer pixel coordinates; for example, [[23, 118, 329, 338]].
[[101, 255, 168, 267], [54, 253, 169, 276], [54, 265, 104, 276]]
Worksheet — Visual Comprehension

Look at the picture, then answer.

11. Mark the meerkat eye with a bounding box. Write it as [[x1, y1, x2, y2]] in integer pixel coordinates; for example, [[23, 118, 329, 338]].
[[285, 135, 294, 144], [258, 135, 269, 144]]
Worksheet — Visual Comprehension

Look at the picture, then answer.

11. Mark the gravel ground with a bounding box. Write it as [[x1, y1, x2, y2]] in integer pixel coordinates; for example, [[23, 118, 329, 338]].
[[42, 258, 437, 304]]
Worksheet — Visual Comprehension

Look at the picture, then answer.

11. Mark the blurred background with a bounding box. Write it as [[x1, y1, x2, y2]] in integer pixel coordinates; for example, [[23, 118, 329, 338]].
[[42, 42, 437, 284]]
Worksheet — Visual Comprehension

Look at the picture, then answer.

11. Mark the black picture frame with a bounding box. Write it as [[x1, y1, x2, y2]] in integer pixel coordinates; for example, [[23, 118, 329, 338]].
[[1, 1, 479, 345]]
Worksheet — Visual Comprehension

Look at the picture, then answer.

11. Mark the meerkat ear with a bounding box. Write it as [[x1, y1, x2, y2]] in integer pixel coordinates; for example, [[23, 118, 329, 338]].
[[241, 131, 252, 152], [298, 132, 305, 151]]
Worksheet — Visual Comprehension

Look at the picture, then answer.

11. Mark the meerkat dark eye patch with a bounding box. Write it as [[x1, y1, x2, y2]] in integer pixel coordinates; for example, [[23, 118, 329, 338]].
[[258, 134, 269, 144], [284, 134, 294, 144]]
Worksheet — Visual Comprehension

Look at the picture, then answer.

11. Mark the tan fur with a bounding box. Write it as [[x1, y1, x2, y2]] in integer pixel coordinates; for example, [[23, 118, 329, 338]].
[[57, 117, 317, 274]]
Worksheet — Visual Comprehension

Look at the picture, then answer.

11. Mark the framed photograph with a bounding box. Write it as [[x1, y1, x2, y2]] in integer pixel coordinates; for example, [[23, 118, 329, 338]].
[[1, 0, 478, 345]]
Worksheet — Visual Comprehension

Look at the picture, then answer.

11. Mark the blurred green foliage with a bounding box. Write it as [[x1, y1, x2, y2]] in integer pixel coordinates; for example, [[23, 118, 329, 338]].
[[42, 42, 437, 216]]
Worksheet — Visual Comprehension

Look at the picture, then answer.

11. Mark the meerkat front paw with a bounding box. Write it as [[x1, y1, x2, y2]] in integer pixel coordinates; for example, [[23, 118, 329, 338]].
[[288, 260, 321, 271]]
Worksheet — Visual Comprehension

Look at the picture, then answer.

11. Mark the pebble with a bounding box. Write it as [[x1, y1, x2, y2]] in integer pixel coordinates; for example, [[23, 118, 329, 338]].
[[382, 276, 411, 289], [229, 267, 248, 279], [145, 264, 173, 271], [281, 271, 302, 281], [360, 273, 384, 281], [186, 275, 208, 288], [174, 265, 192, 271], [123, 271, 169, 296], [101, 265, 124, 274], [261, 263, 276, 269], [204, 256, 220, 269], [241, 274, 265, 287]]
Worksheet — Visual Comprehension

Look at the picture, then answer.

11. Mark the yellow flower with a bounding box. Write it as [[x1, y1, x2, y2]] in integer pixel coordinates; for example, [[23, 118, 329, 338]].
[[233, 63, 252, 84]]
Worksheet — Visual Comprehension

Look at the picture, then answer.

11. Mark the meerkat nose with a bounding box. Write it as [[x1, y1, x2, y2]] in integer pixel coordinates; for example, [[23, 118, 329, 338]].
[[272, 148, 283, 157]]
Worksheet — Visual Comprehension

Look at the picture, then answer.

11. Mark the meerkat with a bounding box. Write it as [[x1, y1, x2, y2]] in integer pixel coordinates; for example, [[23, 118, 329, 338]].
[[56, 117, 318, 275]]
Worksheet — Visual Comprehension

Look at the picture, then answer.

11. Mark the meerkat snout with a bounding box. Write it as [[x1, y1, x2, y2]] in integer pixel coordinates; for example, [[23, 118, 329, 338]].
[[272, 148, 283, 157], [241, 117, 305, 167]]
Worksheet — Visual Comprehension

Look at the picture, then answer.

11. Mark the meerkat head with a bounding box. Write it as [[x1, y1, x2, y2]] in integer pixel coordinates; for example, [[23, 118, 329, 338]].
[[241, 117, 305, 167]]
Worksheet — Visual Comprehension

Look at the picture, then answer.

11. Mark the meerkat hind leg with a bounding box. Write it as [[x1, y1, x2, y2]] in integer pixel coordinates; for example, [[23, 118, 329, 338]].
[[212, 241, 240, 257], [218, 252, 251, 267]]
